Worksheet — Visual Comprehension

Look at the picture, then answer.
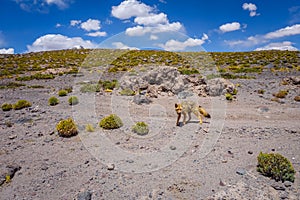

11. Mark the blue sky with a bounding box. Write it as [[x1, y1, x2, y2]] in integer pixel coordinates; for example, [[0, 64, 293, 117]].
[[0, 0, 300, 54]]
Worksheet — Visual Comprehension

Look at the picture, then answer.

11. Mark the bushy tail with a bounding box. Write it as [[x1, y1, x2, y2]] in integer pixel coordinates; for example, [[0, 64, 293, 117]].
[[199, 106, 211, 118]]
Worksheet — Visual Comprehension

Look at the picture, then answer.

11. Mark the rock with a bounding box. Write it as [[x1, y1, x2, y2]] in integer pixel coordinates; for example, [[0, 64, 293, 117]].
[[248, 150, 253, 154], [9, 135, 17, 140], [206, 78, 235, 96], [107, 163, 115, 170], [283, 181, 292, 187], [170, 146, 176, 150], [271, 182, 285, 191], [133, 95, 152, 105], [236, 168, 246, 175], [219, 179, 226, 186], [147, 85, 158, 98], [177, 91, 194, 99], [77, 190, 92, 200], [0, 164, 21, 186]]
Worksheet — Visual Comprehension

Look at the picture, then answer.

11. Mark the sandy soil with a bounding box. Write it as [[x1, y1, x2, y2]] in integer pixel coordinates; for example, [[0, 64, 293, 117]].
[[0, 69, 299, 200]]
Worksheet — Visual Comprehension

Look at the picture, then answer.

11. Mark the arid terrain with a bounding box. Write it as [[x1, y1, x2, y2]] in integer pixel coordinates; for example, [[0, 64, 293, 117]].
[[0, 49, 299, 199]]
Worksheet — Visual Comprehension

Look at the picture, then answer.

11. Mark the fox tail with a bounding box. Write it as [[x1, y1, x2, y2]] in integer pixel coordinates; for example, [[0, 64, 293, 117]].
[[199, 106, 211, 118]]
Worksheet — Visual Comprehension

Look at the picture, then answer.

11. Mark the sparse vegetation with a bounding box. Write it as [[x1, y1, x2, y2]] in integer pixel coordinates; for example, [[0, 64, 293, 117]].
[[80, 83, 100, 93], [99, 114, 123, 129], [58, 89, 68, 96], [48, 96, 59, 106], [0, 82, 26, 89], [273, 90, 289, 98], [257, 152, 295, 182], [257, 89, 265, 94], [68, 96, 79, 105], [85, 124, 95, 132], [99, 79, 119, 90], [132, 122, 149, 135], [1, 103, 13, 111], [119, 88, 135, 96], [225, 93, 233, 101], [13, 100, 32, 110], [56, 118, 78, 137], [16, 73, 54, 81]]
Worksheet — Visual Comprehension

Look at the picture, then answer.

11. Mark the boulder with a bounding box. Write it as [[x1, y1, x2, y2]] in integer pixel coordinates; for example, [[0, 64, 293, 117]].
[[206, 78, 235, 96]]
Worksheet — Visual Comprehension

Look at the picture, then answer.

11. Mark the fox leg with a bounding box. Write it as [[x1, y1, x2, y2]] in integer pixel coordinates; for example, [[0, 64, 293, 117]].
[[187, 112, 192, 123], [183, 113, 187, 125], [176, 113, 181, 126], [198, 115, 203, 124]]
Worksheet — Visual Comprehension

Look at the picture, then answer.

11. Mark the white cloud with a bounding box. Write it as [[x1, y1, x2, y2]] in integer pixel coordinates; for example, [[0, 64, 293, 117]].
[[264, 24, 300, 39], [55, 23, 62, 28], [150, 35, 158, 40], [45, 0, 69, 9], [134, 13, 168, 26], [27, 34, 97, 52], [255, 41, 298, 51], [125, 22, 183, 36], [219, 22, 241, 33], [70, 20, 81, 26], [225, 24, 300, 48], [86, 31, 107, 37], [80, 19, 101, 32], [242, 3, 259, 17], [0, 48, 14, 54], [158, 34, 208, 51], [112, 42, 139, 50], [111, 0, 153, 20]]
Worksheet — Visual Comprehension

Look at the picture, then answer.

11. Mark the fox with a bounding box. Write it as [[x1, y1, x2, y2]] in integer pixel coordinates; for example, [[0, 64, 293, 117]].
[[175, 101, 211, 126]]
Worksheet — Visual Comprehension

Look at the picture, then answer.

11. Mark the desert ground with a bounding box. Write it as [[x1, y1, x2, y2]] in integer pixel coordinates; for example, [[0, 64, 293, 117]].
[[0, 50, 299, 200]]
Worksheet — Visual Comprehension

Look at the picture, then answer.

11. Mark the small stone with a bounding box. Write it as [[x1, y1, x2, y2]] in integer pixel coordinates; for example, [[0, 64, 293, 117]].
[[107, 163, 115, 170], [236, 168, 246, 175], [248, 150, 253, 154], [9, 135, 17, 140], [271, 182, 285, 191], [219, 179, 226, 186], [170, 146, 176, 150], [283, 181, 292, 187], [77, 190, 92, 200]]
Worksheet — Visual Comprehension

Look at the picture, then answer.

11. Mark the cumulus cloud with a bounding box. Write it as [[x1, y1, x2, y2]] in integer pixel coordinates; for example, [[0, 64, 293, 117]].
[[255, 41, 298, 51], [27, 34, 97, 52], [86, 31, 107, 37], [112, 42, 139, 50], [242, 3, 259, 17], [111, 0, 153, 20], [158, 34, 208, 51], [80, 19, 101, 32], [225, 24, 300, 48], [45, 0, 69, 9], [0, 48, 15, 54], [134, 13, 168, 26], [70, 20, 81, 26], [112, 0, 184, 38], [264, 24, 300, 39], [219, 22, 241, 33]]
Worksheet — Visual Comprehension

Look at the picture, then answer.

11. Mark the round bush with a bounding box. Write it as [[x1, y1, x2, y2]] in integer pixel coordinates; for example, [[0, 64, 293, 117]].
[[58, 89, 68, 97], [257, 152, 295, 182], [56, 118, 78, 137], [68, 96, 79, 105], [99, 114, 123, 129], [13, 100, 32, 110], [132, 122, 149, 135], [48, 96, 59, 106], [1, 103, 13, 111]]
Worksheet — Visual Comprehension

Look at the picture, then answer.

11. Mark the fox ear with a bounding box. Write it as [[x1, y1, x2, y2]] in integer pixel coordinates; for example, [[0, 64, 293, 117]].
[[175, 103, 178, 108]]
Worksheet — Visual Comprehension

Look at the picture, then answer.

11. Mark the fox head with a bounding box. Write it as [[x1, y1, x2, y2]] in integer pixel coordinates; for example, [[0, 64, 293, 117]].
[[175, 103, 182, 114]]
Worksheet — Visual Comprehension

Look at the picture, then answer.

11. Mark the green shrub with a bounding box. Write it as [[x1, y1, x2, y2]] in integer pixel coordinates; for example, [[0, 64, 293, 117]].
[[119, 88, 135, 96], [85, 124, 95, 132], [13, 100, 32, 110], [273, 90, 288, 98], [257, 89, 265, 94], [1, 103, 13, 111], [68, 96, 79, 105], [178, 67, 199, 75], [58, 89, 68, 96], [257, 152, 295, 182], [225, 93, 233, 101], [99, 79, 119, 90], [56, 118, 78, 137], [99, 114, 123, 129], [80, 84, 100, 93], [132, 122, 149, 135], [48, 96, 59, 106]]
